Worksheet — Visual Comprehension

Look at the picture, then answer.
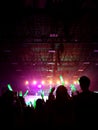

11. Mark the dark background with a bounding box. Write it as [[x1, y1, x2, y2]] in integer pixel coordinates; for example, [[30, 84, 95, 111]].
[[0, 0, 98, 92]]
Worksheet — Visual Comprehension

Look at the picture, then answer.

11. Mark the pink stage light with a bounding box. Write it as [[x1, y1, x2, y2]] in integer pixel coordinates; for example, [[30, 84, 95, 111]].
[[38, 84, 42, 88], [33, 80, 37, 85], [25, 81, 29, 85]]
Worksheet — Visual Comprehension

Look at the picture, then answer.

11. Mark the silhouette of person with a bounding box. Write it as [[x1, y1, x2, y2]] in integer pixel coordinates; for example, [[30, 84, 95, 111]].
[[48, 85, 74, 128], [73, 76, 98, 128]]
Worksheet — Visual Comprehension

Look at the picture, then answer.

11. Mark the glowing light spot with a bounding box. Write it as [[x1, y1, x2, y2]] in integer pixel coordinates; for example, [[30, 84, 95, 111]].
[[56, 80, 60, 85], [25, 81, 29, 85], [41, 80, 45, 85], [33, 80, 37, 85], [49, 80, 52, 85], [65, 81, 68, 85], [38, 84, 42, 88], [73, 81, 77, 85], [19, 91, 23, 97]]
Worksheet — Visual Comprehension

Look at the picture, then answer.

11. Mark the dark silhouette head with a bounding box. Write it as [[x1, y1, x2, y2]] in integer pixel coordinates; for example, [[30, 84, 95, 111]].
[[56, 85, 70, 102], [79, 76, 90, 92], [35, 98, 44, 110]]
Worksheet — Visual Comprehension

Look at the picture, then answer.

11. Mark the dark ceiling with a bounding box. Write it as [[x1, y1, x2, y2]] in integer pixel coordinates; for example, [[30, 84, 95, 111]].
[[0, 0, 98, 90]]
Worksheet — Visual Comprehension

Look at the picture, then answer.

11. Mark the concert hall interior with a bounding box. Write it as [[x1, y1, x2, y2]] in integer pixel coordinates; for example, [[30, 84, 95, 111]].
[[1, 0, 98, 98]]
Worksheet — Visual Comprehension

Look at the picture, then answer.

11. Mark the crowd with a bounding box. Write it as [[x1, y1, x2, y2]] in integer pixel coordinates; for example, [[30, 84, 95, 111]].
[[0, 76, 98, 129]]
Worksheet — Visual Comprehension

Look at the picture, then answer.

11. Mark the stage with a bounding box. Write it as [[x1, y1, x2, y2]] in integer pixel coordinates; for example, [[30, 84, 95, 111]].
[[24, 95, 48, 106]]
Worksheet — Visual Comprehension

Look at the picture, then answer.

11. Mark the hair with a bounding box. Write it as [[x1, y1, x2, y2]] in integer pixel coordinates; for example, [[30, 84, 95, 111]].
[[56, 85, 70, 101], [79, 76, 90, 91]]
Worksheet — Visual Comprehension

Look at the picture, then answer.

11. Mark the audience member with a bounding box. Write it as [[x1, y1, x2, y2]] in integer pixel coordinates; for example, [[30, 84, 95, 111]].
[[73, 76, 98, 128]]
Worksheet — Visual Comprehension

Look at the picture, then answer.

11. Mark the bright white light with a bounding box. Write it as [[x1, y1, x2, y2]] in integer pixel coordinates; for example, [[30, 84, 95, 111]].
[[25, 81, 29, 85], [33, 81, 37, 85], [65, 81, 68, 85], [73, 81, 77, 85], [49, 80, 52, 85], [41, 81, 45, 85], [38, 84, 42, 88], [78, 69, 84, 72], [56, 80, 60, 85]]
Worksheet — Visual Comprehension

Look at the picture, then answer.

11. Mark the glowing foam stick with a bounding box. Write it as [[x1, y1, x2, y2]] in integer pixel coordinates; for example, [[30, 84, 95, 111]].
[[19, 91, 23, 97], [7, 84, 13, 91], [24, 90, 29, 97], [49, 87, 52, 93], [70, 84, 76, 92], [59, 75, 65, 85], [33, 99, 36, 109], [40, 90, 44, 99]]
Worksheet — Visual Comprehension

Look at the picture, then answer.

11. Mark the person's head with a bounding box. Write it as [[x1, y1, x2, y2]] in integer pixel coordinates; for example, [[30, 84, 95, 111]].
[[56, 85, 70, 101], [36, 98, 44, 110], [79, 76, 90, 91]]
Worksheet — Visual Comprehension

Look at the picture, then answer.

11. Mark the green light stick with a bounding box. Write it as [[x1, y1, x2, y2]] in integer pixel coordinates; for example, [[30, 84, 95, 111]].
[[33, 99, 36, 109], [7, 84, 13, 91], [70, 84, 76, 92], [24, 90, 29, 97], [40, 90, 44, 99], [19, 91, 23, 97], [59, 75, 65, 85]]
